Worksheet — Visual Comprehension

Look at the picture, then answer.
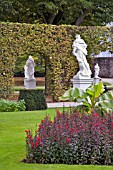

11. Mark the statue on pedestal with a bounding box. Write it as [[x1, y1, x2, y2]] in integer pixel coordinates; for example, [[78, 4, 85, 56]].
[[94, 63, 100, 78], [94, 63, 101, 84], [24, 55, 36, 89], [72, 34, 91, 79], [24, 55, 35, 80]]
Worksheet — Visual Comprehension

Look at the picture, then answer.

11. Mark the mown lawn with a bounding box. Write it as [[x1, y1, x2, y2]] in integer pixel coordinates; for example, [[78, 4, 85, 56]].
[[0, 108, 113, 170]]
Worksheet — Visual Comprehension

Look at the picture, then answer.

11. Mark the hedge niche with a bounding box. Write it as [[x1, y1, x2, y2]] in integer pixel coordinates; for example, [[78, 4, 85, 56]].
[[0, 22, 113, 100], [18, 90, 47, 111]]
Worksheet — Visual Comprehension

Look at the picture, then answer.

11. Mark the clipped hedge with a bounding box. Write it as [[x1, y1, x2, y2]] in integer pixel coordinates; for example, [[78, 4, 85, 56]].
[[0, 22, 113, 100], [18, 89, 47, 111]]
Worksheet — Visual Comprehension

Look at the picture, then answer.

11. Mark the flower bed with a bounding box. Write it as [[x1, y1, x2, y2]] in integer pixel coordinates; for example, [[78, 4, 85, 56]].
[[25, 110, 113, 165]]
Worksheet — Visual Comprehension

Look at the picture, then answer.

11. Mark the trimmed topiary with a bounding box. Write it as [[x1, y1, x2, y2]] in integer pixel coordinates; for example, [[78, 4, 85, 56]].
[[18, 89, 47, 111]]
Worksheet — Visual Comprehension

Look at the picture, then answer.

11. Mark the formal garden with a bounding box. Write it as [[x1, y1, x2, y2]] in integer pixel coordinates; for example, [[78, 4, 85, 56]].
[[0, 20, 113, 170]]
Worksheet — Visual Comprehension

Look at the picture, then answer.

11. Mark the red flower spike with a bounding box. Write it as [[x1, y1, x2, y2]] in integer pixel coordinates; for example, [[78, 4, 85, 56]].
[[76, 128, 79, 132], [54, 138, 57, 141], [66, 124, 68, 129], [70, 128, 74, 133], [27, 134, 33, 141], [50, 132, 53, 135], [57, 125, 60, 129], [46, 134, 48, 138], [25, 130, 30, 133], [46, 115, 49, 119], [36, 141, 39, 147], [94, 113, 98, 117], [36, 135, 41, 147], [41, 120, 45, 123], [31, 142, 34, 149], [50, 120, 53, 124], [56, 109, 62, 116], [66, 137, 70, 144]]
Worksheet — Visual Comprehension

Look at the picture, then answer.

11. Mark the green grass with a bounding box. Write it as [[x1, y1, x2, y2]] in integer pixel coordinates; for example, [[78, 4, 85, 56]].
[[14, 86, 45, 91], [0, 109, 113, 170]]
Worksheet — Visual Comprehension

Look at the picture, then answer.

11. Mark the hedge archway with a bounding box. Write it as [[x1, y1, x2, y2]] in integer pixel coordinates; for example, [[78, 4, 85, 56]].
[[0, 23, 112, 100]]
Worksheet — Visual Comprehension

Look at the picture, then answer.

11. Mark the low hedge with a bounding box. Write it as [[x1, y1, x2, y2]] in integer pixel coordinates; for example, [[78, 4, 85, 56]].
[[18, 89, 47, 111]]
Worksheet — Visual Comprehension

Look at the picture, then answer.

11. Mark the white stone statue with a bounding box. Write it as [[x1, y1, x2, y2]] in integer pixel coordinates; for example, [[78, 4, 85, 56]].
[[94, 63, 100, 78], [72, 34, 92, 79], [24, 55, 35, 80]]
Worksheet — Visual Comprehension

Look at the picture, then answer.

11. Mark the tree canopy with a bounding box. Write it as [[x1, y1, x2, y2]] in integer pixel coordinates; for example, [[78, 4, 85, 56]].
[[0, 0, 113, 25]]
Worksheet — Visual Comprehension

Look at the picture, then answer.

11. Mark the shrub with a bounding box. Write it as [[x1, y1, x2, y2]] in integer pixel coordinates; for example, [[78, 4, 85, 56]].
[[60, 82, 113, 116], [25, 110, 113, 165], [18, 89, 47, 111], [0, 99, 26, 112]]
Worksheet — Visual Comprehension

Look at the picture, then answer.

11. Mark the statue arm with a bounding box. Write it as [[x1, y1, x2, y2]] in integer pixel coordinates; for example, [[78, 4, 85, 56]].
[[72, 49, 77, 56]]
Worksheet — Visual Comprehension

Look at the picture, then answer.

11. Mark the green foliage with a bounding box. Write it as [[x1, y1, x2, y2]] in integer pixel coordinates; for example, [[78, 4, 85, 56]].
[[0, 22, 113, 100], [97, 90, 113, 113], [0, 99, 26, 112], [14, 86, 45, 91], [18, 89, 47, 111], [0, 0, 13, 21], [60, 82, 104, 102], [59, 87, 85, 101], [60, 82, 113, 115], [0, 0, 113, 26], [84, 82, 105, 108]]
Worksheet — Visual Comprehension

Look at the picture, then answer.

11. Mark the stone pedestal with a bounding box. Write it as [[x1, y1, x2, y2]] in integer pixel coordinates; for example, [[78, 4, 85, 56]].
[[71, 78, 93, 91], [93, 77, 101, 85], [24, 78, 36, 89]]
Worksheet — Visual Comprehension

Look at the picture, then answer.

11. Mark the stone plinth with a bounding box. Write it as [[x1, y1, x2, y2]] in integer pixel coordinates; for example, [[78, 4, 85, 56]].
[[24, 79, 36, 89], [71, 78, 93, 90], [93, 77, 101, 85]]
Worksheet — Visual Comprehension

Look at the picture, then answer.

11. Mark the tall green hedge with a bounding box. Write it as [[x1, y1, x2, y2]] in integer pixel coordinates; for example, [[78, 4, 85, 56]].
[[0, 22, 112, 100]]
